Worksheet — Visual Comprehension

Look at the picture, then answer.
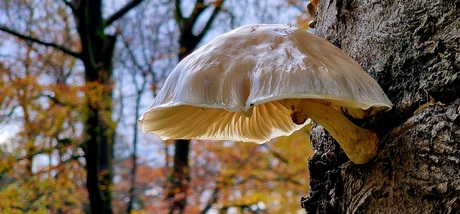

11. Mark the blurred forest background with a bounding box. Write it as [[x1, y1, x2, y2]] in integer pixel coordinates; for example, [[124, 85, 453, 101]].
[[0, 0, 314, 213]]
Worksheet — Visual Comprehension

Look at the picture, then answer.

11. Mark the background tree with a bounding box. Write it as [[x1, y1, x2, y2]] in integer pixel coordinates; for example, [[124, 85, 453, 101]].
[[0, 0, 145, 213], [302, 0, 460, 212], [167, 1, 310, 212], [166, 1, 225, 213], [111, 2, 177, 212]]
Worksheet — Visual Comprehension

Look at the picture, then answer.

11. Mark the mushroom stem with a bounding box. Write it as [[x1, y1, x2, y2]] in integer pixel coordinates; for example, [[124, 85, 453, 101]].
[[284, 99, 378, 164]]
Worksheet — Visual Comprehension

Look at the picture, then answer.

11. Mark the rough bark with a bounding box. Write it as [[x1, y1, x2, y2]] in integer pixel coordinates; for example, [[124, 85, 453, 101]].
[[302, 0, 460, 213]]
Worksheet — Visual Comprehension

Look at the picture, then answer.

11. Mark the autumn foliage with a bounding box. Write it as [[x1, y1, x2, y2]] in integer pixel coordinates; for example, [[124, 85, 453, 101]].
[[110, 128, 313, 213]]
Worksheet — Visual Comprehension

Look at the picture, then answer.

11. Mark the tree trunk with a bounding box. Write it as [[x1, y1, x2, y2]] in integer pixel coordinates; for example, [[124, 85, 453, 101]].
[[167, 1, 224, 213], [166, 28, 199, 214], [81, 42, 116, 214], [0, 1, 144, 212], [302, 0, 460, 213], [75, 1, 117, 213]]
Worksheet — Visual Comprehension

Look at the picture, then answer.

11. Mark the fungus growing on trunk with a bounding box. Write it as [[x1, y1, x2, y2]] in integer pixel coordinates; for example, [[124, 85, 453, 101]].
[[139, 24, 392, 164]]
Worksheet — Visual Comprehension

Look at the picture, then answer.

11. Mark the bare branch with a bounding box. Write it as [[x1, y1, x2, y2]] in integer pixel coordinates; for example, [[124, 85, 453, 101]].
[[200, 184, 220, 214], [263, 144, 289, 164], [62, 0, 76, 12], [120, 34, 147, 78], [0, 25, 81, 59], [248, 173, 302, 186], [105, 0, 145, 27], [196, 0, 225, 40], [175, 0, 184, 24], [188, 0, 209, 28], [40, 93, 79, 108]]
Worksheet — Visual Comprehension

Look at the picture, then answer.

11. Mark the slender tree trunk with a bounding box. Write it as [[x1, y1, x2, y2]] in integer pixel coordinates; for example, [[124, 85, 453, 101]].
[[166, 37, 196, 213], [302, 0, 460, 213], [127, 113, 139, 213], [167, 32, 201, 213], [127, 78, 147, 213], [167, 1, 225, 212], [168, 140, 191, 213]]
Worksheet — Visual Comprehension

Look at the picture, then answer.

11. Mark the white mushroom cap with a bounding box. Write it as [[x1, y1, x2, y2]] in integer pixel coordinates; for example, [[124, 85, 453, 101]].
[[139, 24, 392, 144]]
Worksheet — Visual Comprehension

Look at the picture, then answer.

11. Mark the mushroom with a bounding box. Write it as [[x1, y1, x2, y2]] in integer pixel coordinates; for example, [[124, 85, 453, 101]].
[[139, 24, 393, 164]]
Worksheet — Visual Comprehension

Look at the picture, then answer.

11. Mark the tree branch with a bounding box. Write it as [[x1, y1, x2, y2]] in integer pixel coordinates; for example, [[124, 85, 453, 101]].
[[263, 144, 289, 164], [175, 0, 184, 25], [0, 25, 81, 59], [62, 0, 76, 12], [200, 184, 220, 214], [40, 93, 79, 108], [188, 0, 208, 29], [105, 0, 145, 27], [196, 0, 225, 40]]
